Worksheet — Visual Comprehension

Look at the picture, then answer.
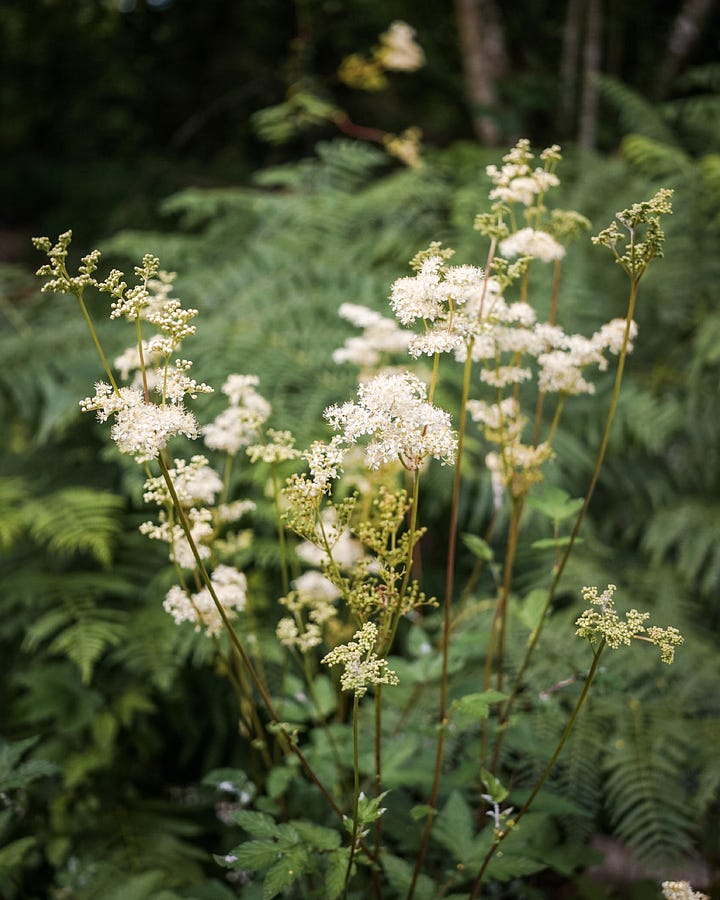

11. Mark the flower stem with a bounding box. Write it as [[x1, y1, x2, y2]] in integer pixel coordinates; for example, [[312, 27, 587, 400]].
[[406, 347, 473, 900], [75, 290, 119, 393], [493, 278, 639, 761], [342, 693, 361, 898], [157, 454, 347, 824], [469, 640, 606, 898]]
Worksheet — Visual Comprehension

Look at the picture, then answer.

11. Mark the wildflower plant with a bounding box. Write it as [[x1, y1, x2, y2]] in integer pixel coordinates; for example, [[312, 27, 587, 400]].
[[33, 140, 687, 899]]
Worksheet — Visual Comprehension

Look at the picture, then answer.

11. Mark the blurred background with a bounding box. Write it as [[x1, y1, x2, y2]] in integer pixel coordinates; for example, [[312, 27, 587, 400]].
[[2, 0, 719, 250]]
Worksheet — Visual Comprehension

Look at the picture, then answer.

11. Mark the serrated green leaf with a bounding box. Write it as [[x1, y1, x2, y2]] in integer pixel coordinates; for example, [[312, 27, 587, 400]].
[[290, 820, 340, 850], [485, 852, 546, 881], [230, 809, 280, 838], [526, 486, 583, 523], [449, 691, 507, 726], [262, 847, 309, 899], [325, 848, 351, 900], [432, 791, 476, 864], [409, 803, 435, 821], [516, 589, 547, 633], [481, 768, 509, 803], [382, 853, 435, 900], [226, 840, 282, 870], [266, 765, 295, 799], [462, 533, 494, 561]]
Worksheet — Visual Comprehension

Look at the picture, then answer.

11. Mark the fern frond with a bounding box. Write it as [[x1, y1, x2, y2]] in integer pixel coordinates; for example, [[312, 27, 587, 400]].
[[25, 487, 124, 566], [620, 134, 690, 180], [23, 597, 128, 684], [603, 706, 697, 864], [597, 76, 678, 144], [642, 500, 720, 596]]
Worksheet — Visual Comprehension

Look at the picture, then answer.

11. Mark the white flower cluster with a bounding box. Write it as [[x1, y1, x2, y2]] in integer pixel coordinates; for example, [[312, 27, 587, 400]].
[[377, 20, 425, 72], [486, 139, 561, 208], [276, 570, 341, 653], [661, 882, 709, 900], [163, 565, 247, 637], [143, 455, 223, 507], [80, 382, 199, 463], [333, 303, 410, 369], [140, 506, 214, 569], [325, 370, 457, 470], [499, 227, 565, 263], [321, 622, 399, 697], [203, 374, 271, 455], [246, 429, 301, 465]]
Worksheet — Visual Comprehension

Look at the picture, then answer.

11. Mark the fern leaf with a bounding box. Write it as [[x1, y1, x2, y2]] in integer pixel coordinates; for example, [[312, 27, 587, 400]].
[[24, 598, 128, 684], [25, 488, 124, 566], [620, 134, 690, 180], [603, 710, 696, 863], [597, 76, 678, 144]]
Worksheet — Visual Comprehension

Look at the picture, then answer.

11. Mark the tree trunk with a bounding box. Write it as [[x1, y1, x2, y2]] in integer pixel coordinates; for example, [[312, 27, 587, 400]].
[[558, 0, 585, 138], [655, 0, 717, 97], [454, 0, 508, 146], [578, 0, 603, 151]]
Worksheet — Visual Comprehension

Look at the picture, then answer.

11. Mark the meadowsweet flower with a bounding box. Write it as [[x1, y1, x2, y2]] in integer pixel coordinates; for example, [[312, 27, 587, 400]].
[[143, 455, 223, 507], [322, 622, 398, 697], [486, 140, 562, 206], [576, 585, 683, 663], [377, 21, 425, 71], [163, 564, 247, 637], [140, 507, 214, 568], [390, 256, 446, 325], [246, 429, 301, 464], [296, 522, 365, 569], [500, 228, 566, 263], [81, 382, 199, 463], [467, 397, 521, 433], [215, 499, 256, 524], [276, 570, 341, 652], [325, 371, 457, 470], [537, 351, 595, 395], [592, 318, 638, 355], [385, 127, 424, 169], [203, 374, 271, 455], [661, 881, 709, 900], [480, 365, 533, 388], [333, 303, 410, 368]]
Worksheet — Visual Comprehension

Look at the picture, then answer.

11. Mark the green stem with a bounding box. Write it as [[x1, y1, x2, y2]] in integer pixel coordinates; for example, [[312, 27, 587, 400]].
[[75, 290, 119, 393], [271, 462, 290, 596], [374, 685, 383, 866], [381, 468, 421, 655], [342, 693, 361, 898], [493, 278, 639, 758], [406, 347, 473, 900], [468, 641, 606, 899], [157, 455, 346, 823]]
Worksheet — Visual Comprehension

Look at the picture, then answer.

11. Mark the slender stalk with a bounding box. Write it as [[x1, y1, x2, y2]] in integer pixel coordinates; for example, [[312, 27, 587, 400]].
[[406, 238, 498, 900], [342, 693, 361, 898], [406, 349, 473, 900], [491, 496, 524, 693], [374, 686, 383, 867], [468, 641, 606, 899], [493, 279, 640, 759], [531, 259, 562, 444], [157, 454, 347, 823], [271, 462, 290, 596], [74, 291, 119, 393], [381, 468, 421, 655]]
